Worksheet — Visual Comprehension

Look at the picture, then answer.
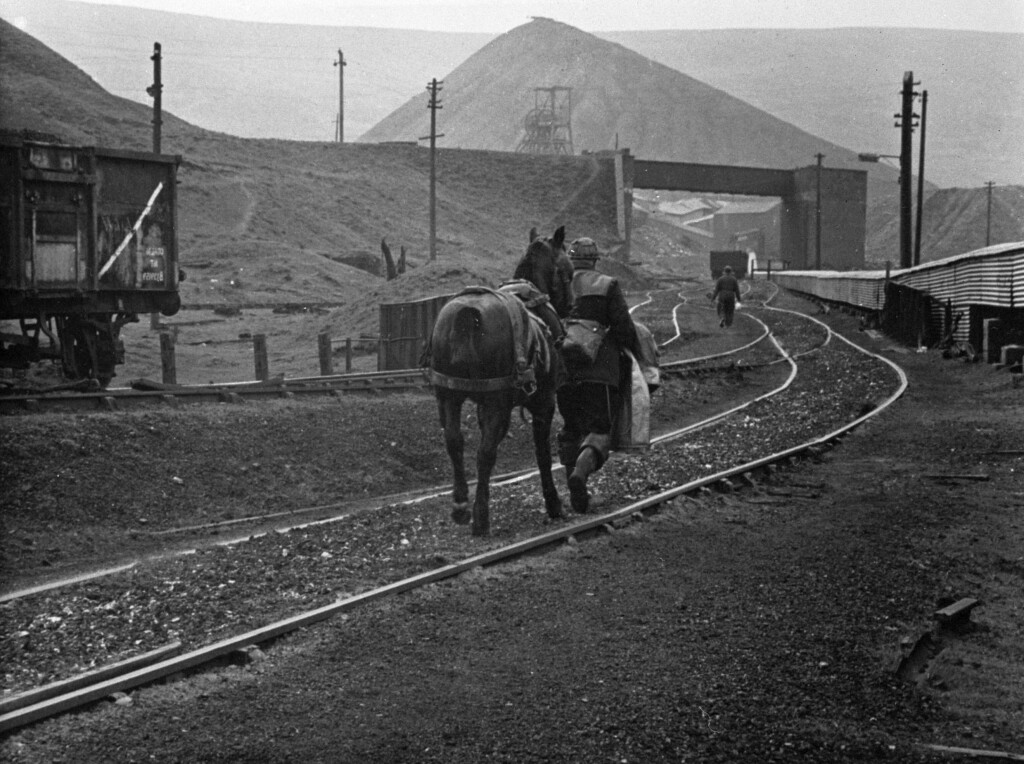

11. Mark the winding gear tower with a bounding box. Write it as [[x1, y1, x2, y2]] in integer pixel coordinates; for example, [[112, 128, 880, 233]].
[[516, 86, 574, 155]]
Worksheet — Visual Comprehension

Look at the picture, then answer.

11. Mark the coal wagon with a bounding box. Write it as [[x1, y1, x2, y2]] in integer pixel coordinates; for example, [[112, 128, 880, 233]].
[[0, 137, 182, 386], [709, 250, 749, 280]]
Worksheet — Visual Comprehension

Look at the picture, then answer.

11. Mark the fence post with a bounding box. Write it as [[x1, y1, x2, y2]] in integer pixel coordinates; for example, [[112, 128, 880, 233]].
[[160, 331, 176, 385], [318, 331, 333, 376], [346, 338, 353, 373], [253, 334, 268, 381]]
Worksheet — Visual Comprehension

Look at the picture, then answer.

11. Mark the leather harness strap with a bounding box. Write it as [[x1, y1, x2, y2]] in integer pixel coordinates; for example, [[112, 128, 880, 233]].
[[458, 285, 534, 391], [424, 285, 540, 395], [426, 368, 516, 392]]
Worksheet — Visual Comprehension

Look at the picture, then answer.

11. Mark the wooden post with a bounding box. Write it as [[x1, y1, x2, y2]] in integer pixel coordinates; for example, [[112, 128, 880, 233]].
[[766, 260, 771, 281], [318, 331, 333, 376], [150, 312, 160, 330], [253, 334, 268, 381], [381, 238, 398, 281], [160, 331, 176, 385], [345, 338, 353, 373]]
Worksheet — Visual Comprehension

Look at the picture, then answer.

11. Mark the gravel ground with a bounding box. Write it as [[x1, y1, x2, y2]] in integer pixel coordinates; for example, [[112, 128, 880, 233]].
[[2, 291, 1022, 762]]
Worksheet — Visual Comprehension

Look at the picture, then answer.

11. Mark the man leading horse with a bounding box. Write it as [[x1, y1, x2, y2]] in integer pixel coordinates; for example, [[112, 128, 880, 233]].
[[556, 237, 641, 514]]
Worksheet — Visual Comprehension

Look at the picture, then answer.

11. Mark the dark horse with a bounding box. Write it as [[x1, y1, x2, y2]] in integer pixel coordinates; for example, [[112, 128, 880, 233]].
[[425, 283, 565, 536]]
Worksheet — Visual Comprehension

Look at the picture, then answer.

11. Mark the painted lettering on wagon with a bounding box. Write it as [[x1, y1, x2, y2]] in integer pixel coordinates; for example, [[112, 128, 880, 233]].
[[140, 247, 165, 285]]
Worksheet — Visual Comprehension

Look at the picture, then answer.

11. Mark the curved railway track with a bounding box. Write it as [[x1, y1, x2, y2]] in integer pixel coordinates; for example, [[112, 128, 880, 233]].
[[0, 285, 907, 733]]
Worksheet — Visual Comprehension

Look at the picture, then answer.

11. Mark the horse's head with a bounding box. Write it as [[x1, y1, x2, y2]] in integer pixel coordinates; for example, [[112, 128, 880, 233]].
[[529, 225, 566, 256], [518, 225, 573, 319], [521, 225, 566, 274], [516, 229, 558, 294]]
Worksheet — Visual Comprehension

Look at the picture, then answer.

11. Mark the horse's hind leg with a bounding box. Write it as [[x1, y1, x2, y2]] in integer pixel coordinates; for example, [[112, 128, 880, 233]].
[[437, 392, 470, 525], [472, 400, 512, 536]]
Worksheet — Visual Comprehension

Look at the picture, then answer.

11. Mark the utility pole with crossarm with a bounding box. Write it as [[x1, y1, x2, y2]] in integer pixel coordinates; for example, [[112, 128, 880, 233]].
[[425, 78, 444, 261], [895, 71, 920, 269]]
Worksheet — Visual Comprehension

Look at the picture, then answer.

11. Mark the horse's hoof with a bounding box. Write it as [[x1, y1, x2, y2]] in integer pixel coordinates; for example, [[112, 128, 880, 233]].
[[451, 503, 471, 525], [568, 474, 589, 514], [545, 495, 566, 520], [471, 523, 489, 537]]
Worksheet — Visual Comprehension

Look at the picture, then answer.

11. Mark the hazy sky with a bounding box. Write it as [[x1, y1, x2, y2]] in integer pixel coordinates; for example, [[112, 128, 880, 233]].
[[67, 0, 1024, 33]]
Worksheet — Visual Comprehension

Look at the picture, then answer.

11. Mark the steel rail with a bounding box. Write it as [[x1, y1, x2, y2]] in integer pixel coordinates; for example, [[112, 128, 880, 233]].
[[4, 296, 778, 598], [0, 369, 429, 415], [0, 469, 537, 604], [653, 314, 797, 445], [0, 304, 905, 734], [0, 299, 795, 604]]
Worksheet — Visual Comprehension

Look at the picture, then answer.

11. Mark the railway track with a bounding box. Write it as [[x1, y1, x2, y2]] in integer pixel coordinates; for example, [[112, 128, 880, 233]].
[[0, 289, 906, 733], [0, 369, 430, 416], [0, 280, 759, 416]]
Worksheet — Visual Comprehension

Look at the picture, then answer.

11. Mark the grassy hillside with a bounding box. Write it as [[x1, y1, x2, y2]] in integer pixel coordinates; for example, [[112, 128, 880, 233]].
[[917, 185, 1024, 260], [3, 1, 1020, 190], [0, 0, 491, 143], [0, 18, 626, 340], [1, 14, 1020, 344]]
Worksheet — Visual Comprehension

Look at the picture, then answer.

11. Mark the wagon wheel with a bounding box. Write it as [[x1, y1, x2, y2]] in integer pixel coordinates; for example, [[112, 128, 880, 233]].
[[57, 315, 118, 387]]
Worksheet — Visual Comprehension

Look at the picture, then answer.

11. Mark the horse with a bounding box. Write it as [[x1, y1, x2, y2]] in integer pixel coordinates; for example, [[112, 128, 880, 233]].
[[424, 283, 565, 536]]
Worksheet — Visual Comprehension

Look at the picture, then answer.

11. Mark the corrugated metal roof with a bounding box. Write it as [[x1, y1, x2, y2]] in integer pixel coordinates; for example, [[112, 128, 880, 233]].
[[894, 242, 1024, 276], [894, 242, 1023, 309], [773, 271, 887, 310], [773, 242, 1023, 342]]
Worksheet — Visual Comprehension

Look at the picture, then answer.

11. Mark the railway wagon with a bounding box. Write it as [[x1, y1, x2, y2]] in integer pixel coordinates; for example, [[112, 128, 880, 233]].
[[0, 137, 182, 386], [710, 250, 749, 280]]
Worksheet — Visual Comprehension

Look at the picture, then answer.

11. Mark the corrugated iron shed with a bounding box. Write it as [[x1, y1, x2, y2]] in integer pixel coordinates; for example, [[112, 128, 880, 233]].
[[773, 242, 1023, 347], [893, 242, 1022, 309]]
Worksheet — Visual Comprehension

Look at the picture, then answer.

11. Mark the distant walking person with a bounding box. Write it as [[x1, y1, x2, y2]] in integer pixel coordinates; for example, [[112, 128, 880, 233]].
[[712, 265, 741, 328], [556, 237, 640, 514]]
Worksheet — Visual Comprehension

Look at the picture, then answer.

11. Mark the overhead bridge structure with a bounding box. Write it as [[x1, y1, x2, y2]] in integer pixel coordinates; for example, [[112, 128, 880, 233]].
[[605, 151, 868, 271]]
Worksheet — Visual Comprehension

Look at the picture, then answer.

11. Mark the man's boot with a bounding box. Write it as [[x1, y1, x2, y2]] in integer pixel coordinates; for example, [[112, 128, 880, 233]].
[[568, 446, 599, 514]]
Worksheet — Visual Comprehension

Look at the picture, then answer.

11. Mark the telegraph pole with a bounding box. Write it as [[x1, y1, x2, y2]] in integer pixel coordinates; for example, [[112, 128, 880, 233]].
[[914, 89, 927, 266], [147, 42, 163, 154], [334, 49, 346, 142], [146, 42, 164, 331], [895, 71, 918, 269], [815, 152, 824, 269], [425, 78, 444, 261], [985, 181, 995, 246]]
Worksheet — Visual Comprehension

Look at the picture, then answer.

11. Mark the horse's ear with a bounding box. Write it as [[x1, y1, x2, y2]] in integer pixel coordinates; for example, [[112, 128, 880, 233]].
[[552, 226, 565, 248], [529, 227, 539, 243]]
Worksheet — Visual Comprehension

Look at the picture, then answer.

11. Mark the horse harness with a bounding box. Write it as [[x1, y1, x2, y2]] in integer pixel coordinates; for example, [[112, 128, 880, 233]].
[[425, 285, 544, 396]]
